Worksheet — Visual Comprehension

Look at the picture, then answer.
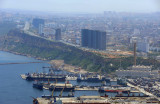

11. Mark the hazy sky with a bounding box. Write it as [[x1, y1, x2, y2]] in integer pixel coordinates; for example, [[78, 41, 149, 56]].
[[0, 0, 160, 13]]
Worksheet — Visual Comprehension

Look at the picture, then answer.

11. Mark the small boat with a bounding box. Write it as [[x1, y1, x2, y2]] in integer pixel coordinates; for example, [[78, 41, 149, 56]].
[[33, 81, 43, 90]]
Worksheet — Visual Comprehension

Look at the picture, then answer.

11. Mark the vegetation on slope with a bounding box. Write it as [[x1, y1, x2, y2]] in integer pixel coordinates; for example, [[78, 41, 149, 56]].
[[0, 29, 160, 73]]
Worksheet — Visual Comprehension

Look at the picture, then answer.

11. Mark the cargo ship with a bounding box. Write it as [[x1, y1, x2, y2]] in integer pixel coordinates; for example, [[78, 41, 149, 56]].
[[115, 93, 149, 97], [22, 70, 66, 81], [21, 66, 66, 81], [41, 91, 74, 99], [49, 83, 75, 91], [25, 73, 66, 81], [98, 86, 130, 93]]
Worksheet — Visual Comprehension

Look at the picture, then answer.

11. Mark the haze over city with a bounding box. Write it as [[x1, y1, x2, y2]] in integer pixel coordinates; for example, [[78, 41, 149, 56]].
[[1, 0, 160, 104], [0, 0, 160, 13]]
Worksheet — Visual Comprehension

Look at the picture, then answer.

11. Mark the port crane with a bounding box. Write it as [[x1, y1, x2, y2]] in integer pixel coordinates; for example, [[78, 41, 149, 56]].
[[59, 87, 65, 97], [51, 79, 57, 98]]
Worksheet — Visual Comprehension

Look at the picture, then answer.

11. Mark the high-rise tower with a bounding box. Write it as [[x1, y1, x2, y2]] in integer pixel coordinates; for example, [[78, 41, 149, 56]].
[[81, 29, 106, 50], [55, 28, 61, 41]]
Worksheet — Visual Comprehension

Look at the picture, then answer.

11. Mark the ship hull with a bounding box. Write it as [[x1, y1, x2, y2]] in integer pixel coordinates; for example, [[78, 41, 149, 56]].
[[115, 95, 149, 97], [41, 95, 74, 99], [33, 83, 43, 90], [26, 76, 66, 81], [99, 89, 129, 93], [49, 87, 75, 91], [77, 78, 108, 83]]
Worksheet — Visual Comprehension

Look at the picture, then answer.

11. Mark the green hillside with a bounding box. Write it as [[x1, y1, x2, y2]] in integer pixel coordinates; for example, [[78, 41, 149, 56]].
[[0, 29, 160, 73]]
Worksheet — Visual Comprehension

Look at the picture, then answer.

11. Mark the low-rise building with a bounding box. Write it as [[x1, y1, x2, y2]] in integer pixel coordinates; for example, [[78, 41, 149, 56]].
[[116, 65, 160, 78]]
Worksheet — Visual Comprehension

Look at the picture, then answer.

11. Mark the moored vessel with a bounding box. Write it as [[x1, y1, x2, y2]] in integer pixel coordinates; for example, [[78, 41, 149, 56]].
[[49, 83, 75, 91], [33, 81, 43, 90], [98, 86, 130, 93]]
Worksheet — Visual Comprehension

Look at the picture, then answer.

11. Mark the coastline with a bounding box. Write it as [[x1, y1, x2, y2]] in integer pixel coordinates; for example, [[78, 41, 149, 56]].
[[0, 49, 48, 61], [0, 49, 88, 74]]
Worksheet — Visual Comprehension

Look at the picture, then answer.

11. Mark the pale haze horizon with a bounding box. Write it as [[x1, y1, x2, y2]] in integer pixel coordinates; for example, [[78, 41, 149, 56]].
[[0, 0, 160, 13]]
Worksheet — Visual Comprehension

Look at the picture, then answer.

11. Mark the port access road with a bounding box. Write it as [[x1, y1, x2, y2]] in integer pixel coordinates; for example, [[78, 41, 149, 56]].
[[127, 81, 160, 101]]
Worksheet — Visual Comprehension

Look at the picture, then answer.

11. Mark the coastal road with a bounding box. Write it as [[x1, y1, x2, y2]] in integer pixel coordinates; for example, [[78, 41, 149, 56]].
[[127, 81, 160, 101], [23, 21, 30, 31]]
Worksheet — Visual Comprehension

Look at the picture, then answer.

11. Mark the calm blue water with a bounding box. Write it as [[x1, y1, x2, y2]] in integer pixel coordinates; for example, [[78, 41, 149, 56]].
[[0, 51, 143, 104], [0, 51, 51, 104], [0, 51, 101, 104]]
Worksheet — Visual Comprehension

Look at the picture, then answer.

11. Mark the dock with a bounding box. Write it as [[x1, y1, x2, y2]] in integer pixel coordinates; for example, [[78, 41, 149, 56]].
[[35, 96, 110, 104]]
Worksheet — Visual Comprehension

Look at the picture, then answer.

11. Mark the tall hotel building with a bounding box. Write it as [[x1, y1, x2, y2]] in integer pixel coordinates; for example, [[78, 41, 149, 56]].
[[81, 29, 106, 50], [55, 28, 61, 41]]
